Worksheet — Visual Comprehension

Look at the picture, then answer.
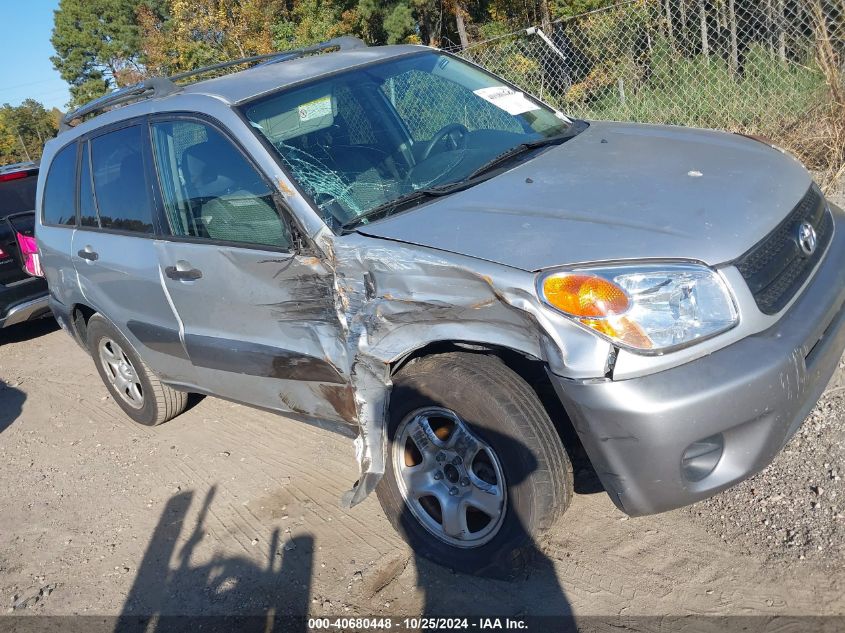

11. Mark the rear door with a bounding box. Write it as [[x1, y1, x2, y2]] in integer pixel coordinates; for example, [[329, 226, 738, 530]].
[[148, 115, 352, 423], [36, 143, 78, 313], [71, 121, 196, 384]]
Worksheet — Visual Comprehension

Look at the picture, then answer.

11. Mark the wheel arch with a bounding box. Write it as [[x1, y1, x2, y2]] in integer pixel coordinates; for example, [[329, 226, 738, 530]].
[[387, 339, 584, 462], [69, 302, 97, 351]]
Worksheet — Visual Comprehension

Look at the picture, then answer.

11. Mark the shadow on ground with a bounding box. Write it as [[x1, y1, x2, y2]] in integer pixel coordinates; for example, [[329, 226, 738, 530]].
[[114, 436, 574, 631], [0, 381, 25, 433], [116, 487, 313, 632], [0, 317, 58, 345]]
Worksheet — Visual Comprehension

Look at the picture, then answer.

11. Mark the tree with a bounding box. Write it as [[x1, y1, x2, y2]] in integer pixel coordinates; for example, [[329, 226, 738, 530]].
[[0, 100, 59, 165], [550, 0, 615, 21], [727, 0, 739, 74], [272, 0, 358, 50], [140, 0, 287, 75], [51, 0, 168, 106], [450, 0, 471, 48]]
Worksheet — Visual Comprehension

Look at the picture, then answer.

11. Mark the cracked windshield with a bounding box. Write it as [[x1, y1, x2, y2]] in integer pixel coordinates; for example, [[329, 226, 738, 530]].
[[242, 51, 571, 231]]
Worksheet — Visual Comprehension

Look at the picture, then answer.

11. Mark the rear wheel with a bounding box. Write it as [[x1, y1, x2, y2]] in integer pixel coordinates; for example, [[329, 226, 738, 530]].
[[376, 352, 573, 577], [87, 314, 188, 426]]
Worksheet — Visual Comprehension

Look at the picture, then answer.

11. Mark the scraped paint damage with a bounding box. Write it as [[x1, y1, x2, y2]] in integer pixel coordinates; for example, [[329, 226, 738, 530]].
[[298, 233, 577, 508]]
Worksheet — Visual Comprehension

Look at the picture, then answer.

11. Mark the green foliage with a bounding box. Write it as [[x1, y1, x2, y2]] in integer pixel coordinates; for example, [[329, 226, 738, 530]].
[[475, 21, 512, 40], [272, 0, 349, 49], [51, 0, 164, 107], [551, 0, 616, 20], [139, 0, 283, 76], [383, 2, 417, 43], [0, 100, 59, 164]]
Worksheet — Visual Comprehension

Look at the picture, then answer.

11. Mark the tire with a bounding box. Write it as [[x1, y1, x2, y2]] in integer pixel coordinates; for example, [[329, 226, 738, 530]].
[[376, 352, 573, 578], [87, 314, 188, 426]]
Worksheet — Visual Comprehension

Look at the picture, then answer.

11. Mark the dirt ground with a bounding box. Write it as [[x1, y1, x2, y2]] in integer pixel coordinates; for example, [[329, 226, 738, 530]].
[[1, 314, 844, 626]]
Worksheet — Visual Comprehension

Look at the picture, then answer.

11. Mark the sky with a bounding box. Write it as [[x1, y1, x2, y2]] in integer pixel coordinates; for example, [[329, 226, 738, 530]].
[[1, 2, 70, 112]]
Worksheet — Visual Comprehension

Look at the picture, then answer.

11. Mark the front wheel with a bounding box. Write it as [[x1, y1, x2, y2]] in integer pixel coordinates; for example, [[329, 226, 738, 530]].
[[376, 352, 573, 578]]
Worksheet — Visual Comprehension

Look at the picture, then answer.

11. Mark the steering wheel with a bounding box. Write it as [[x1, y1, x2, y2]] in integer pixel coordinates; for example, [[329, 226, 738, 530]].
[[420, 123, 470, 161]]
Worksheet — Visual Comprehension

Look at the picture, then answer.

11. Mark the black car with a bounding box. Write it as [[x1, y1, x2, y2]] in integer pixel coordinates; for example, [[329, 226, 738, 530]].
[[0, 162, 49, 329]]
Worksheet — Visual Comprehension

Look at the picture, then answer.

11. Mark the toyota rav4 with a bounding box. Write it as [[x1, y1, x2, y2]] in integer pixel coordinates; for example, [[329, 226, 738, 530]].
[[36, 39, 845, 576]]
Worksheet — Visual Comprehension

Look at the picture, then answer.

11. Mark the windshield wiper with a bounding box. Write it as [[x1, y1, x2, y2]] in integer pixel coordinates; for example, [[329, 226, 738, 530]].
[[466, 121, 588, 181], [340, 182, 467, 232]]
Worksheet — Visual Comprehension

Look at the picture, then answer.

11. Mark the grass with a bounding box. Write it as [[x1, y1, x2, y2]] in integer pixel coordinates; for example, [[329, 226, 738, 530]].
[[568, 45, 828, 136]]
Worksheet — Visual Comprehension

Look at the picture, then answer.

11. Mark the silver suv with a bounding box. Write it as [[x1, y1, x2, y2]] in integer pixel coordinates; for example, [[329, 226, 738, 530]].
[[36, 39, 845, 577]]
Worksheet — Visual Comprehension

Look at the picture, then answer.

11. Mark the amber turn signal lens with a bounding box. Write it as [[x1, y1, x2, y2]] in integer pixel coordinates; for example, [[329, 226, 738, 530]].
[[581, 317, 653, 350], [542, 273, 629, 318]]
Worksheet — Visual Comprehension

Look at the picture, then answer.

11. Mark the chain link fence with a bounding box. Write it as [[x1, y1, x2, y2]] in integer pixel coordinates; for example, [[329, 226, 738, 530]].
[[450, 0, 845, 188]]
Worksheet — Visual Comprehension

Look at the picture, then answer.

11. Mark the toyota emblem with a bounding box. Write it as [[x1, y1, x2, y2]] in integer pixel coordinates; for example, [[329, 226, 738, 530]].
[[797, 221, 817, 257]]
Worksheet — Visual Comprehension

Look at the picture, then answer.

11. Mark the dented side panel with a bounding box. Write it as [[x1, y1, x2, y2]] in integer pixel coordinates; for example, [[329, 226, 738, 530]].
[[154, 240, 356, 423], [155, 223, 611, 507], [313, 231, 612, 506]]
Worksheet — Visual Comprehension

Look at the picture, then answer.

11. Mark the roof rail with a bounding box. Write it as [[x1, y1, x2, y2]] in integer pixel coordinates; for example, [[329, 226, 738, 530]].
[[60, 77, 177, 132], [166, 36, 366, 83], [60, 36, 367, 132]]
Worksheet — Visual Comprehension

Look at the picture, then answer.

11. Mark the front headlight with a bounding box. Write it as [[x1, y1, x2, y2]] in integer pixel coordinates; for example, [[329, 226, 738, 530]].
[[539, 263, 738, 353]]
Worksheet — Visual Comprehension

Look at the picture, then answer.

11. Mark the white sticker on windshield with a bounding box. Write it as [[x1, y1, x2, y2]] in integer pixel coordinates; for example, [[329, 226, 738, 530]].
[[298, 96, 333, 122], [473, 86, 540, 115]]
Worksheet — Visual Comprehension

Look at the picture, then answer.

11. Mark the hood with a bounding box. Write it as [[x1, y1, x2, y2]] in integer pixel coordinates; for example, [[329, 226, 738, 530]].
[[356, 121, 813, 271]]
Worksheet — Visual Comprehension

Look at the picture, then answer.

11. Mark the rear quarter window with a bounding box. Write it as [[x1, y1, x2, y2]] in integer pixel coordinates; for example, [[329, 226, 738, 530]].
[[42, 143, 77, 226]]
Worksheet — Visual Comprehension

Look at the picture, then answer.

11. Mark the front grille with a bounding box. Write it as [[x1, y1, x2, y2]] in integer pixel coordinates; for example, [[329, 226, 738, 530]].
[[735, 186, 831, 315]]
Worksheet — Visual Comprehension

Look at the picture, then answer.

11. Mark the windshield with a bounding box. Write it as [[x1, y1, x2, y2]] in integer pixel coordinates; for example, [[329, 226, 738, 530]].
[[242, 51, 571, 231]]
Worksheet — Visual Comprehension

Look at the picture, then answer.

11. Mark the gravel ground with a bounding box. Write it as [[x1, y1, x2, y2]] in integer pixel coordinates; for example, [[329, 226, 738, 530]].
[[683, 181, 845, 567], [685, 387, 845, 567]]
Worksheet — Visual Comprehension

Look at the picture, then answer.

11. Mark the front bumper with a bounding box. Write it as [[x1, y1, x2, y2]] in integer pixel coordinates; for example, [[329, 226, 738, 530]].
[[551, 202, 845, 516]]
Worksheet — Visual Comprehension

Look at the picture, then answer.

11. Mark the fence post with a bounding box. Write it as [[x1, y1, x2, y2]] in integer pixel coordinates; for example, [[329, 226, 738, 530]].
[[727, 0, 739, 75]]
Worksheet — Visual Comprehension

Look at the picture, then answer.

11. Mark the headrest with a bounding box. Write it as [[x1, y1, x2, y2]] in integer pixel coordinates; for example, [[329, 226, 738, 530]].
[[181, 140, 216, 184]]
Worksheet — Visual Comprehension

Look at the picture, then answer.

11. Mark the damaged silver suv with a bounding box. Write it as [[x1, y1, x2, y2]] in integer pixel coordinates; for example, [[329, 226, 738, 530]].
[[37, 38, 845, 576]]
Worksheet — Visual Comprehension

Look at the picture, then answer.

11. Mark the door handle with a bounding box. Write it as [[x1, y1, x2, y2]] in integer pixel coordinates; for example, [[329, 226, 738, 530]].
[[77, 247, 98, 261], [165, 265, 202, 281]]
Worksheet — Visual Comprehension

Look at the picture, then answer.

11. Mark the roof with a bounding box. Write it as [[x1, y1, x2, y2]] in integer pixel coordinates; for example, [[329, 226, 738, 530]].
[[45, 44, 431, 153], [180, 44, 426, 104]]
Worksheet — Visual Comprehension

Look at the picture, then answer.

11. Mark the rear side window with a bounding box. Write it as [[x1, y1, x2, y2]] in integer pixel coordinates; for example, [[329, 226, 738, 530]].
[[42, 143, 77, 226], [0, 172, 38, 219], [90, 126, 155, 234]]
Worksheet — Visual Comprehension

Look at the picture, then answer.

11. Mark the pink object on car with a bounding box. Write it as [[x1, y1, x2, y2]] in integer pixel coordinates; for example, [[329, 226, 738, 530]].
[[15, 231, 43, 277]]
